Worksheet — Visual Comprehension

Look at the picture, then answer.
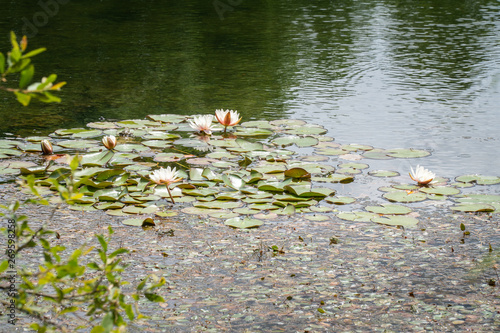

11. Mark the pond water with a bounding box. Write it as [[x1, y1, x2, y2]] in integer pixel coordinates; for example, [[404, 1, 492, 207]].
[[1, 0, 500, 178]]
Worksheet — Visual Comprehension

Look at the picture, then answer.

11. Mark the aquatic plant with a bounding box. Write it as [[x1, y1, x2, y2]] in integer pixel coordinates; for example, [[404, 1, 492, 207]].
[[409, 165, 435, 185]]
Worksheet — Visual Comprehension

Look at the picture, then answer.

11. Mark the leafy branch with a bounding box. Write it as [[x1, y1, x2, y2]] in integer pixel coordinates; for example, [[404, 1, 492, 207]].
[[0, 31, 66, 106]]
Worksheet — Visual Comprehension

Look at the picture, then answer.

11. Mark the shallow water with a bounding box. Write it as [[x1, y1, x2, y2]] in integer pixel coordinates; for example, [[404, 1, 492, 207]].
[[1, 0, 499, 177]]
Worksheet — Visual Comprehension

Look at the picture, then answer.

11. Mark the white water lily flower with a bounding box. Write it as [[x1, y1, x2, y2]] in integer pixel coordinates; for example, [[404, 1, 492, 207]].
[[188, 115, 215, 135], [409, 165, 435, 185], [150, 166, 182, 186], [215, 109, 241, 132], [101, 135, 117, 150], [150, 166, 183, 204]]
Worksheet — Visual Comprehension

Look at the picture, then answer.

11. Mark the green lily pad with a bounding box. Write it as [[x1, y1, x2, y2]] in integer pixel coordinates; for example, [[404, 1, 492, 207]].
[[141, 140, 172, 149], [194, 201, 243, 209], [72, 129, 103, 138], [338, 162, 369, 170], [455, 174, 500, 185], [87, 121, 119, 129], [143, 132, 180, 140], [372, 215, 419, 227], [122, 217, 155, 227], [270, 119, 307, 127], [234, 128, 273, 137], [0, 148, 23, 156], [341, 144, 373, 151], [383, 191, 427, 203], [182, 188, 219, 197], [80, 151, 114, 167], [386, 148, 430, 158], [154, 153, 185, 163], [116, 119, 159, 128], [57, 140, 97, 149], [315, 148, 348, 156], [240, 120, 274, 129], [337, 211, 378, 222], [114, 144, 149, 152], [368, 170, 400, 177], [312, 174, 354, 183], [147, 114, 186, 123], [362, 149, 393, 160], [285, 125, 327, 135], [454, 194, 500, 204], [304, 214, 330, 221], [284, 168, 311, 179], [325, 196, 356, 205], [450, 203, 495, 212], [224, 217, 264, 229], [419, 186, 460, 196], [365, 204, 412, 215]]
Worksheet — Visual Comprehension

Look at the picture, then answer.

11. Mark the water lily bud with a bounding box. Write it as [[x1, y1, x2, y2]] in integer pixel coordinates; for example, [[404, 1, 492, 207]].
[[41, 139, 53, 155], [102, 135, 117, 150]]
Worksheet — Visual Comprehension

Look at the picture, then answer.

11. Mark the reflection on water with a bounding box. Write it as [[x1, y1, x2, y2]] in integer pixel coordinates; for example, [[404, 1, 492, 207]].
[[1, 0, 499, 176]]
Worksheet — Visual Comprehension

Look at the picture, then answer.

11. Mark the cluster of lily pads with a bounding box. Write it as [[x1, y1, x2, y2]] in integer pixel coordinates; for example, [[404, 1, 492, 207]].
[[0, 112, 499, 228]]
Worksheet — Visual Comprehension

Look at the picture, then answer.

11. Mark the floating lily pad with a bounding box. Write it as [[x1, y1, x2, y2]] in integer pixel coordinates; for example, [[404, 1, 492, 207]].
[[419, 186, 460, 196], [303, 214, 330, 221], [365, 204, 412, 215], [337, 211, 378, 222], [57, 140, 97, 149], [368, 170, 400, 177], [87, 121, 119, 129], [152, 153, 184, 163], [312, 174, 354, 183], [455, 174, 500, 185], [372, 215, 419, 227], [450, 203, 495, 212], [386, 148, 430, 158], [383, 191, 427, 203], [341, 144, 373, 151], [0, 148, 23, 156], [122, 217, 155, 227], [284, 168, 311, 179], [141, 140, 172, 149], [147, 114, 186, 123], [80, 151, 114, 167], [325, 196, 356, 205], [143, 132, 180, 140], [224, 217, 264, 229], [234, 128, 273, 137], [285, 125, 327, 135]]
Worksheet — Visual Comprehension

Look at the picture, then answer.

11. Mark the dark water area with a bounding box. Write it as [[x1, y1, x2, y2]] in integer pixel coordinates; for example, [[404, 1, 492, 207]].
[[1, 0, 500, 177]]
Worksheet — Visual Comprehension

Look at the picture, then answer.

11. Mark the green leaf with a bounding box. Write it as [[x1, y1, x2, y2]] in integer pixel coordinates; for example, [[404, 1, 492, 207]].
[[19, 64, 34, 89], [0, 260, 9, 274], [21, 47, 47, 59], [14, 91, 31, 106], [145, 293, 165, 302], [101, 312, 114, 332], [0, 52, 5, 73], [96, 234, 108, 253]]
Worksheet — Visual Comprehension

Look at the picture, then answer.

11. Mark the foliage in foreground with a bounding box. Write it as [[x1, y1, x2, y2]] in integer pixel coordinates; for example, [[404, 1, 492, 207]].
[[0, 155, 165, 333], [0, 31, 66, 106]]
